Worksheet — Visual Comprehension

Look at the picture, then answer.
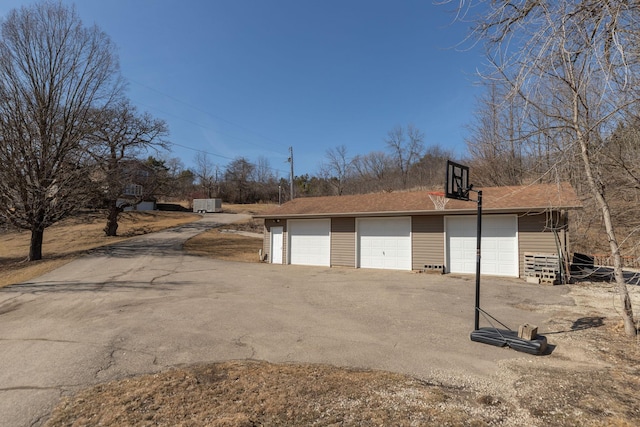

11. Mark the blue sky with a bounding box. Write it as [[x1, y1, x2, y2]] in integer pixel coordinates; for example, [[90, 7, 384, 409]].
[[1, 0, 484, 178]]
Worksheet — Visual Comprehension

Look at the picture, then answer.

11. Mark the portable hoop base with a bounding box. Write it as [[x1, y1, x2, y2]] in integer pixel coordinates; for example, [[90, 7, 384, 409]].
[[470, 328, 548, 355]]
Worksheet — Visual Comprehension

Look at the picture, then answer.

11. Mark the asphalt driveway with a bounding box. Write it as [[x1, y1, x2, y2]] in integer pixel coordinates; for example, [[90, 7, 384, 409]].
[[0, 214, 572, 427]]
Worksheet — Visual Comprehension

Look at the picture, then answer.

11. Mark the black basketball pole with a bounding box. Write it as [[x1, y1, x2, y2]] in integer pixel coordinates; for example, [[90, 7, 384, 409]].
[[474, 190, 482, 331]]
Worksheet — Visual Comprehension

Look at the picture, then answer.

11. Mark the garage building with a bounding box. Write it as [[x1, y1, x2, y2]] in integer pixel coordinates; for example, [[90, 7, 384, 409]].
[[254, 183, 581, 278]]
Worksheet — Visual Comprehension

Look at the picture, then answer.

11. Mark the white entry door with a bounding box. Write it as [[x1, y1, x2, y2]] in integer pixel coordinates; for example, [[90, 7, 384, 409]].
[[446, 215, 518, 277], [271, 226, 283, 264]]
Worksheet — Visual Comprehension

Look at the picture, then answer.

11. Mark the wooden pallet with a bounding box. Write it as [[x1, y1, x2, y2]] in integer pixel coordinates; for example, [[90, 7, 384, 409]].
[[524, 253, 560, 285]]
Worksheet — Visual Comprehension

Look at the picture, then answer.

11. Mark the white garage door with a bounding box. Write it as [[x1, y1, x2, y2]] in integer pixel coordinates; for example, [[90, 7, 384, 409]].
[[288, 219, 330, 266], [358, 217, 412, 270], [446, 215, 518, 277]]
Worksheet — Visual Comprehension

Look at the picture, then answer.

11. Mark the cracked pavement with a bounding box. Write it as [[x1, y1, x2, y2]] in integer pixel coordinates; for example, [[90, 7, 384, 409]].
[[0, 213, 572, 427]]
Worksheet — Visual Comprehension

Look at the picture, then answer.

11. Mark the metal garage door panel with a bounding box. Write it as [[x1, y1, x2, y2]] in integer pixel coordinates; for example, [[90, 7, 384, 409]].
[[288, 219, 330, 266], [446, 215, 518, 277], [358, 217, 411, 270], [482, 216, 517, 276], [447, 216, 478, 274]]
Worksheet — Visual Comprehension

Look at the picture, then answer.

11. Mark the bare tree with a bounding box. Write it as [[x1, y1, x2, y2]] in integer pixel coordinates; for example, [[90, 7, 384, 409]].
[[87, 100, 169, 236], [412, 144, 454, 188], [160, 157, 196, 201], [385, 124, 425, 188], [175, 169, 196, 200], [601, 119, 640, 254], [351, 151, 393, 192], [0, 1, 122, 260], [449, 0, 640, 336], [466, 81, 527, 186], [319, 145, 352, 195], [223, 157, 256, 203], [194, 152, 217, 198], [252, 156, 280, 201], [164, 157, 185, 180], [254, 155, 275, 183]]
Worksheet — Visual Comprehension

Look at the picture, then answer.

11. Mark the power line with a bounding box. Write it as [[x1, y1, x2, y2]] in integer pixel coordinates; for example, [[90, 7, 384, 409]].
[[170, 141, 234, 161], [128, 97, 289, 176], [170, 141, 288, 176], [134, 100, 286, 157], [129, 78, 288, 153]]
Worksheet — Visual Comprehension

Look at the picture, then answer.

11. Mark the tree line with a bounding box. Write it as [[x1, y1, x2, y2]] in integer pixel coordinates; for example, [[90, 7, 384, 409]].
[[171, 124, 453, 205], [303, 127, 453, 197]]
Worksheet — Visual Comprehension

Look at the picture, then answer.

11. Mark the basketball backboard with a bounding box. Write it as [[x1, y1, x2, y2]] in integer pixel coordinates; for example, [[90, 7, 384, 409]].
[[445, 160, 470, 201]]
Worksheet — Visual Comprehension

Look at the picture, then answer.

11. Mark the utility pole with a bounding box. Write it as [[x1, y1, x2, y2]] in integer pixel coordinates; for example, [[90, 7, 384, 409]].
[[288, 146, 294, 200]]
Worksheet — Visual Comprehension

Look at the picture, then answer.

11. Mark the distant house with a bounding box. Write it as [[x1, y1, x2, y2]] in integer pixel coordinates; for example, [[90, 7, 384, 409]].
[[117, 181, 156, 211], [253, 183, 582, 278], [113, 161, 157, 211]]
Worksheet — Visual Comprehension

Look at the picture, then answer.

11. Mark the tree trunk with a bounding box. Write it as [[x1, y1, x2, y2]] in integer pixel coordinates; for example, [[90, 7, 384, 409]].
[[104, 201, 122, 237], [577, 132, 637, 336], [28, 228, 44, 261]]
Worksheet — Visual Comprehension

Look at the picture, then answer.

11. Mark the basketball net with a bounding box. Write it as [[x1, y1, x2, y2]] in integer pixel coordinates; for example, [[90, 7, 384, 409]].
[[428, 191, 449, 210]]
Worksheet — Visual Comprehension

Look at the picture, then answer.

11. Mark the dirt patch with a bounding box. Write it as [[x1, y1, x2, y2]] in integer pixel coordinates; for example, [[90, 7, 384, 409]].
[[221, 218, 264, 234], [184, 228, 263, 263], [0, 211, 200, 288], [497, 323, 640, 426], [497, 281, 640, 426]]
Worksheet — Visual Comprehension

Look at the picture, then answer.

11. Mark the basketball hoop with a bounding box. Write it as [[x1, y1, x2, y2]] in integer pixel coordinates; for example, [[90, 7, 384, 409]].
[[428, 191, 449, 210]]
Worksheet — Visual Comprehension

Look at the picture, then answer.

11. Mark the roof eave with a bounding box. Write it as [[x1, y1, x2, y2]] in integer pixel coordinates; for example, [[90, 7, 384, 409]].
[[253, 204, 582, 220]]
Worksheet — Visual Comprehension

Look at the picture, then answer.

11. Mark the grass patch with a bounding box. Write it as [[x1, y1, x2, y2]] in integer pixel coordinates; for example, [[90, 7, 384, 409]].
[[222, 203, 277, 215], [45, 361, 491, 427]]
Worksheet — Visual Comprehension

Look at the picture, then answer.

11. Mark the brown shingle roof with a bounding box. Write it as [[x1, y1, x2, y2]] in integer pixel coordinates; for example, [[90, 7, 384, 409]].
[[255, 182, 582, 219]]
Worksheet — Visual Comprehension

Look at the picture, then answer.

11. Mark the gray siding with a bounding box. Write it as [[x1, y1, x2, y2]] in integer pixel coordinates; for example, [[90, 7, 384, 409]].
[[331, 217, 356, 267], [518, 213, 565, 276], [262, 225, 269, 260], [283, 224, 288, 264], [412, 215, 445, 271]]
